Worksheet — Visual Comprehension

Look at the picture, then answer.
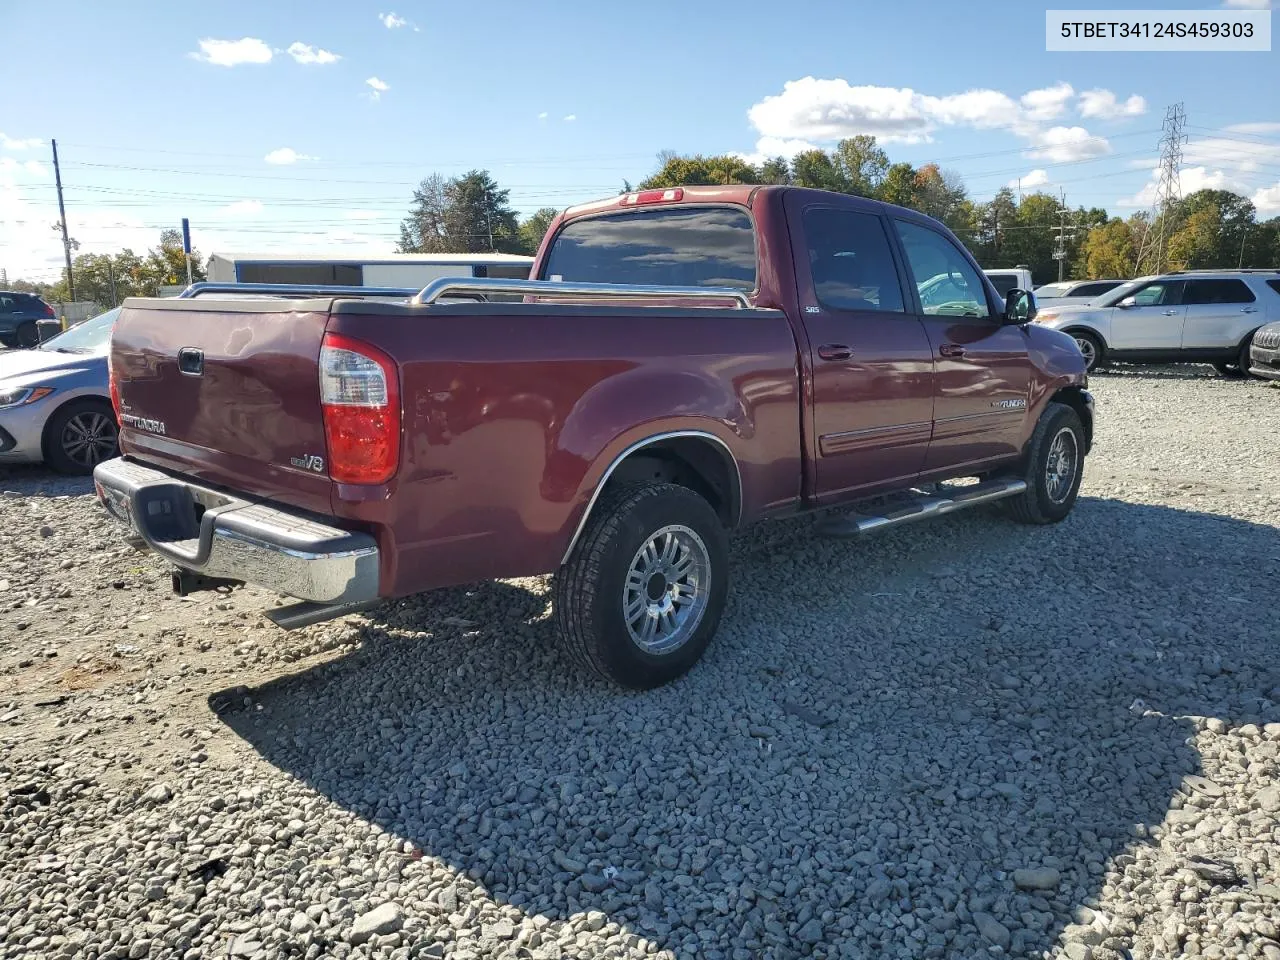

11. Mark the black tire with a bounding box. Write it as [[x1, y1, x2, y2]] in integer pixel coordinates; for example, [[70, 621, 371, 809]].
[[1237, 335, 1259, 380], [1002, 402, 1086, 525], [1213, 362, 1240, 378], [0, 334, 15, 348], [43, 399, 119, 475], [554, 483, 729, 690], [16, 322, 38, 348], [1068, 331, 1105, 372]]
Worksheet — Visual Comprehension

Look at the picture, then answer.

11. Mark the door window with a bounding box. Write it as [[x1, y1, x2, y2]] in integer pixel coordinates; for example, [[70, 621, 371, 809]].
[[895, 220, 991, 318], [1184, 278, 1255, 305], [802, 208, 905, 313], [1129, 280, 1184, 306]]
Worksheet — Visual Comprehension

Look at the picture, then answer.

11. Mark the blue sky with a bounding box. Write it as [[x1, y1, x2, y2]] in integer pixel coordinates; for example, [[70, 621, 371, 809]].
[[1, 0, 1277, 281]]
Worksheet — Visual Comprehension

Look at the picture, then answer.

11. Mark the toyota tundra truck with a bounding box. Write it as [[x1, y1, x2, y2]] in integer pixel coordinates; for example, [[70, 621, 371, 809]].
[[93, 185, 1094, 689]]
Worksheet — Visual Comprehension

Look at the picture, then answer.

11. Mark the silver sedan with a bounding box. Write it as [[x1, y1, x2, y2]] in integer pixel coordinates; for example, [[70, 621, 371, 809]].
[[0, 307, 119, 474]]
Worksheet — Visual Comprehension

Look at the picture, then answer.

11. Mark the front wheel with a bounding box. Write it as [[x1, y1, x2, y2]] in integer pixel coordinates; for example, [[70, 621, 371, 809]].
[[1237, 336, 1259, 380], [16, 322, 38, 348], [43, 399, 119, 475], [554, 483, 729, 689], [1002, 402, 1086, 525], [1070, 331, 1105, 373]]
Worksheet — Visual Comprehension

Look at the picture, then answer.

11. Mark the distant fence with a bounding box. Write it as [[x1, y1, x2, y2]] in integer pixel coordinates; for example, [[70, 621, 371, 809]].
[[49, 301, 104, 325]]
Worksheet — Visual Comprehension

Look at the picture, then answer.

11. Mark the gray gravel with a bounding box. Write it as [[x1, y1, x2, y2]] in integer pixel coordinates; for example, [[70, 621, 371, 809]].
[[1, 365, 1278, 960]]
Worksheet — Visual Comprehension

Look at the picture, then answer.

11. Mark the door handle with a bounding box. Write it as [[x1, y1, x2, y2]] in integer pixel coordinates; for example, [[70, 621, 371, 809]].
[[1241, 307, 1259, 313], [1161, 309, 1179, 316], [817, 344, 853, 361], [939, 343, 966, 358]]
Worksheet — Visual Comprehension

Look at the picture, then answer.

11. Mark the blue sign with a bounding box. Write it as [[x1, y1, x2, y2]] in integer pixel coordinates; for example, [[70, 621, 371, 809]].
[[181, 218, 191, 255]]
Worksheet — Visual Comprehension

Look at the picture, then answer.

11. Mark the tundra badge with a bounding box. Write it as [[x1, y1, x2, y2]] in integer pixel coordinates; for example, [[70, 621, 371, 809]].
[[120, 414, 166, 435], [991, 398, 1027, 410], [290, 454, 326, 473]]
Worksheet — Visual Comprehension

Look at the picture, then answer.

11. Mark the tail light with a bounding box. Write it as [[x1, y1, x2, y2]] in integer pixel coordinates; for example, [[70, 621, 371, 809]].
[[319, 332, 400, 485], [620, 188, 683, 206], [42, 302, 55, 318], [107, 339, 121, 419]]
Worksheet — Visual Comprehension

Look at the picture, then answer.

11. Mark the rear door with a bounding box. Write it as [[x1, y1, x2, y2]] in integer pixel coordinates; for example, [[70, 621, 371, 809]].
[[786, 195, 934, 501], [893, 218, 1031, 471], [1108, 278, 1186, 350], [1181, 278, 1259, 350], [111, 297, 336, 511]]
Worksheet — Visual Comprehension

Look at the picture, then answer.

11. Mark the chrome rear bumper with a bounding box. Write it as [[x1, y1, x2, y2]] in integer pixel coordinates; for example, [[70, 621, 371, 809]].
[[92, 458, 379, 605]]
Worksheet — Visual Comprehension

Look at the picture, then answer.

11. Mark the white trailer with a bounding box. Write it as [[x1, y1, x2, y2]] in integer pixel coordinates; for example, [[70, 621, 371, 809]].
[[204, 252, 534, 288]]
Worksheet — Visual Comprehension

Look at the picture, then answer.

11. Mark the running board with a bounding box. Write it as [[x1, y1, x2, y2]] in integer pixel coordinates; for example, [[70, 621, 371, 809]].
[[816, 478, 1027, 539], [264, 599, 380, 631]]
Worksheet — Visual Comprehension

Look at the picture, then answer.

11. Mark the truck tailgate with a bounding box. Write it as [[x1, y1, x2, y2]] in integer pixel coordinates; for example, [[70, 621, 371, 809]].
[[110, 298, 335, 512]]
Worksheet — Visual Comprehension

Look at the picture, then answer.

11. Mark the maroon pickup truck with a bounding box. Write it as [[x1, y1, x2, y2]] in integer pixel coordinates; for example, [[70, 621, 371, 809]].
[[94, 186, 1093, 689]]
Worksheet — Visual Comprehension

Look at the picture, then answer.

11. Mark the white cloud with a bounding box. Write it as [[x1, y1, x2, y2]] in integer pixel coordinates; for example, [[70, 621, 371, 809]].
[[1225, 121, 1280, 135], [735, 136, 822, 165], [1010, 169, 1051, 190], [1253, 182, 1280, 213], [1117, 165, 1247, 207], [1025, 126, 1112, 163], [1019, 83, 1074, 122], [1077, 89, 1147, 120], [1185, 134, 1280, 173], [190, 37, 274, 66], [379, 12, 407, 27], [264, 147, 318, 165], [563, 114, 577, 122], [215, 199, 265, 218], [537, 112, 549, 120], [1223, 0, 1271, 8], [744, 77, 1111, 161], [1, 133, 44, 151], [1, 157, 49, 178], [287, 42, 340, 65], [366, 77, 390, 100]]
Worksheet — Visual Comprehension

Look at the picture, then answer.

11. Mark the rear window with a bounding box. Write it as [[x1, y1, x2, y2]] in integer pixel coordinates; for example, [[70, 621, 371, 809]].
[[541, 206, 757, 290], [1267, 280, 1280, 296], [1076, 281, 1122, 297], [986, 274, 1019, 296], [1185, 278, 1255, 305], [1035, 283, 1072, 298]]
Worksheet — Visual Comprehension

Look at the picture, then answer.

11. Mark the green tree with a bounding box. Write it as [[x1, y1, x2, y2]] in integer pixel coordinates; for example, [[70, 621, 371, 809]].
[[397, 170, 522, 254], [878, 162, 916, 208], [518, 207, 560, 255], [638, 154, 761, 188], [1077, 219, 1137, 279], [834, 136, 889, 197], [790, 149, 849, 193], [758, 156, 792, 185], [397, 174, 450, 253]]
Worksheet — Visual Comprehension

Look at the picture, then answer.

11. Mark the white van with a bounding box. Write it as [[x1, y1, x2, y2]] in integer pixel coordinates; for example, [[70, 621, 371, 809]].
[[983, 267, 1034, 298]]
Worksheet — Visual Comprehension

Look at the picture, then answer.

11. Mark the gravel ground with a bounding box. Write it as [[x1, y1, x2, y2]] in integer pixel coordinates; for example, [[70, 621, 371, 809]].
[[1, 365, 1278, 960]]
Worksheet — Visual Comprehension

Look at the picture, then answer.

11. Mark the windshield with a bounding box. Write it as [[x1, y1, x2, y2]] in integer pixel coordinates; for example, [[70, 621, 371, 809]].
[[1092, 278, 1152, 307], [38, 307, 119, 354]]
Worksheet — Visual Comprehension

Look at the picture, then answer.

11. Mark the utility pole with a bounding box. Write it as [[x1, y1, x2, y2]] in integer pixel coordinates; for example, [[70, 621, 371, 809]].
[[1050, 189, 1078, 282], [52, 139, 75, 302], [1134, 103, 1187, 277], [107, 258, 118, 306]]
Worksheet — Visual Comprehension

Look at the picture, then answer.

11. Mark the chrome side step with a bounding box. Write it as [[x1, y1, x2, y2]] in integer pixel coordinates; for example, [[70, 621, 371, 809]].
[[816, 478, 1027, 539], [264, 599, 380, 631]]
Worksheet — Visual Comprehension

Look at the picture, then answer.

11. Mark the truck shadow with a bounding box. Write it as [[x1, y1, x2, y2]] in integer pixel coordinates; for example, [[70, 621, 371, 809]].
[[214, 496, 1280, 958]]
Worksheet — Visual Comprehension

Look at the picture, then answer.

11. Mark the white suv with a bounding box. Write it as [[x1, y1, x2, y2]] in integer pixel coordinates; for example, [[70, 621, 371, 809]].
[[1031, 270, 1280, 376]]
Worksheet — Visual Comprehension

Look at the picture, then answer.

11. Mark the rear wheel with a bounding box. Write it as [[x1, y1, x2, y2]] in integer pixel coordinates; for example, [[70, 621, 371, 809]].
[[1070, 331, 1105, 372], [16, 322, 38, 348], [554, 483, 729, 689], [43, 399, 119, 475], [1002, 402, 1086, 525]]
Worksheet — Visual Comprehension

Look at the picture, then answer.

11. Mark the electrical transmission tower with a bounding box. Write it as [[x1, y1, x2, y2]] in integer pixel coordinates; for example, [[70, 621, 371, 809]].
[[1135, 102, 1186, 277]]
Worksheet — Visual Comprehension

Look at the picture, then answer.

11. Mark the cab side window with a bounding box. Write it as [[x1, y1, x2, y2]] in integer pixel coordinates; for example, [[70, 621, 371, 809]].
[[895, 220, 992, 319], [802, 208, 906, 313]]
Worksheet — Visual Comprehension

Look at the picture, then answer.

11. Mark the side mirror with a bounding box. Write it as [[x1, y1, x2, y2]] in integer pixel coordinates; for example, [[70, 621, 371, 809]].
[[1116, 297, 1136, 309], [1003, 288, 1037, 324]]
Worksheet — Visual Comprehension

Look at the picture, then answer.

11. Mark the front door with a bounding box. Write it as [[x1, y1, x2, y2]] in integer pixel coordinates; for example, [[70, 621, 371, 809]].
[[892, 218, 1032, 472], [788, 196, 935, 502], [1108, 278, 1186, 351]]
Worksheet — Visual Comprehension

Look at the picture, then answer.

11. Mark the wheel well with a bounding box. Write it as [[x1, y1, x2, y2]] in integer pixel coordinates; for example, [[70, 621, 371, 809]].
[[1051, 387, 1093, 454], [1062, 326, 1104, 349], [602, 437, 741, 528], [40, 395, 114, 456]]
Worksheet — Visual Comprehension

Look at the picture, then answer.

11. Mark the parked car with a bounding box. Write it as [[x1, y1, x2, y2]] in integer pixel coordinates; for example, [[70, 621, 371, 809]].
[[0, 291, 57, 348], [1033, 279, 1127, 307], [984, 267, 1034, 297], [93, 185, 1093, 689], [0, 307, 120, 474], [1248, 320, 1280, 381], [1031, 269, 1280, 375]]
